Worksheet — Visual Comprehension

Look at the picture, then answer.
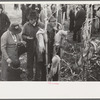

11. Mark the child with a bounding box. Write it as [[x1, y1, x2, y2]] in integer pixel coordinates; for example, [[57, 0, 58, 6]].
[[7, 60, 25, 81]]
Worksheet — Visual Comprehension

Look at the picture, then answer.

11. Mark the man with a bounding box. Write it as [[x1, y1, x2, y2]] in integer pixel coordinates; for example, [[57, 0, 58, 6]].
[[21, 4, 27, 25], [47, 16, 57, 81], [69, 5, 75, 32], [73, 5, 86, 42], [47, 16, 57, 66], [0, 4, 10, 54], [22, 10, 45, 81]]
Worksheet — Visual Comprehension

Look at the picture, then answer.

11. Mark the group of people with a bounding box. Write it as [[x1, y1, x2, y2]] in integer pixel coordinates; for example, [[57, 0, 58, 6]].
[[0, 8, 46, 81], [0, 4, 68, 81], [69, 5, 86, 43], [0, 4, 98, 81]]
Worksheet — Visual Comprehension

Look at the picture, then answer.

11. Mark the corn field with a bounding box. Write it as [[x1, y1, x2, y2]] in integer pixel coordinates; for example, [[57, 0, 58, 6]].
[[1, 4, 100, 81]]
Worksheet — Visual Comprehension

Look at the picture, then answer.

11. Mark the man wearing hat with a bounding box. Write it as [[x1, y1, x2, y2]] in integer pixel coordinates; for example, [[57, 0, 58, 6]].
[[0, 4, 10, 54], [1, 23, 22, 81], [22, 10, 45, 81]]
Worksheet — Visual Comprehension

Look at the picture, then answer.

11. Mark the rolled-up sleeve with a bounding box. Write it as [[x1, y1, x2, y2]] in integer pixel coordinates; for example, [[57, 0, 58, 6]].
[[1, 32, 9, 60]]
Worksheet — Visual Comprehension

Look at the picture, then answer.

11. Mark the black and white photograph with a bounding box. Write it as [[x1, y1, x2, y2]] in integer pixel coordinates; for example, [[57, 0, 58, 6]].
[[0, 2, 100, 82], [1, 1, 100, 99]]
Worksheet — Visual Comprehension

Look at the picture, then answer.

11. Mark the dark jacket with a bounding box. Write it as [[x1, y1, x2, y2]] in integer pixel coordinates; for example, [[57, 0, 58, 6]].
[[21, 4, 27, 25], [47, 24, 55, 64], [0, 12, 10, 36], [22, 21, 45, 60], [69, 10, 75, 31], [22, 22, 39, 41], [75, 8, 86, 27], [22, 21, 44, 41]]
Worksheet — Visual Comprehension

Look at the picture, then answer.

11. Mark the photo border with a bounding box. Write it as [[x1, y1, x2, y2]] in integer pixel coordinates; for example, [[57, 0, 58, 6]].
[[0, 0, 100, 99]]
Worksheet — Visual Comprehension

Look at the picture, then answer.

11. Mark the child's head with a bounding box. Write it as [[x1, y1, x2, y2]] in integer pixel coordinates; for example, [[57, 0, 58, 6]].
[[11, 60, 20, 69]]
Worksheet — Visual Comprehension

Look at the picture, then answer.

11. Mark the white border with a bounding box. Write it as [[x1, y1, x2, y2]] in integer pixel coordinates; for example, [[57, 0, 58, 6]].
[[0, 1, 100, 4], [0, 82, 100, 99], [0, 1, 100, 99]]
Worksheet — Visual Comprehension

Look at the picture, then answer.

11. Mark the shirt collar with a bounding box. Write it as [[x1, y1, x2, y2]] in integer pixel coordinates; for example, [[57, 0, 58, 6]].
[[29, 22, 37, 27], [33, 22, 36, 26]]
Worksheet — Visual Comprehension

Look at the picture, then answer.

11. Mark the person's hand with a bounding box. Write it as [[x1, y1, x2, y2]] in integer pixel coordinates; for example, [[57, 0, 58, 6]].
[[6, 58, 12, 66], [26, 36, 33, 40], [17, 41, 22, 46], [20, 41, 26, 45], [53, 26, 57, 31]]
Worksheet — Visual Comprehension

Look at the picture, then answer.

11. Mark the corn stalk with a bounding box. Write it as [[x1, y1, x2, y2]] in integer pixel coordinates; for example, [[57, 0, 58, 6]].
[[44, 5, 49, 81], [80, 4, 93, 81]]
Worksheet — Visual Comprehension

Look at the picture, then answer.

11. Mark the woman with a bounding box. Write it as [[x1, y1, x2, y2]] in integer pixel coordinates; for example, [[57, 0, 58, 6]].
[[1, 23, 22, 81]]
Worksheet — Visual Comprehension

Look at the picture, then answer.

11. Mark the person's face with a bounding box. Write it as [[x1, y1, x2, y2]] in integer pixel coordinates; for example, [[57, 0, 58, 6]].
[[49, 20, 56, 28], [29, 18, 37, 24]]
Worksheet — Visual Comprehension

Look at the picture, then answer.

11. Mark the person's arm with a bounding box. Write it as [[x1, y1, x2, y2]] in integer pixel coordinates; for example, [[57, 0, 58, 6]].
[[22, 24, 28, 41], [54, 30, 68, 45], [17, 33, 26, 48], [1, 32, 10, 61], [22, 24, 33, 41]]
